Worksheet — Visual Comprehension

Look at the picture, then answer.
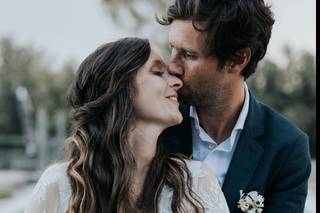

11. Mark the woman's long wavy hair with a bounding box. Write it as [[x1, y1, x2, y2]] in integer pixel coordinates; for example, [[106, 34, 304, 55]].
[[65, 37, 204, 213]]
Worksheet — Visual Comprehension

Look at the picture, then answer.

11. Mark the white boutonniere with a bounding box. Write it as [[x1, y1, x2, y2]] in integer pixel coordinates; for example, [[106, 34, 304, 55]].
[[237, 190, 264, 213]]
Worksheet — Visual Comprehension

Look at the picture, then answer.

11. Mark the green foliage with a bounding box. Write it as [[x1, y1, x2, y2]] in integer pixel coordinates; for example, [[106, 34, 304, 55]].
[[247, 47, 316, 157], [0, 37, 75, 136], [101, 0, 171, 57], [102, 0, 168, 30], [0, 188, 14, 199]]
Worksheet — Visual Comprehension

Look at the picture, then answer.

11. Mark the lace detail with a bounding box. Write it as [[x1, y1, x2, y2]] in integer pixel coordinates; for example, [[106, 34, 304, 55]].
[[25, 160, 229, 213], [159, 160, 229, 212], [24, 163, 71, 213]]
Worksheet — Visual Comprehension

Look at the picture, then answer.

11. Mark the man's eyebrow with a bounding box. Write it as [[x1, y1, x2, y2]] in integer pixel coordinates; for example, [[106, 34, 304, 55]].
[[169, 43, 198, 55], [183, 48, 198, 55]]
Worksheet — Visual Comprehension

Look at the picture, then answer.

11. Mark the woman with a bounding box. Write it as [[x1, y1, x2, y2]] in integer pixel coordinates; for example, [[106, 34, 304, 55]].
[[25, 37, 229, 213]]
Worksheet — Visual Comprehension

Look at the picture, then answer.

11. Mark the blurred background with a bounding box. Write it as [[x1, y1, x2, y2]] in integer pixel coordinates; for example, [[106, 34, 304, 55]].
[[0, 0, 315, 212]]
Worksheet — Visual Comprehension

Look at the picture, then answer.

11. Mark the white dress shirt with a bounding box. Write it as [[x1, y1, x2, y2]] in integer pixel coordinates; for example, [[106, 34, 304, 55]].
[[190, 83, 250, 186]]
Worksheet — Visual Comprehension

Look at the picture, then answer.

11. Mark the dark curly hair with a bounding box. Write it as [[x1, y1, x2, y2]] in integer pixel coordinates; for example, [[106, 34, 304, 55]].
[[65, 37, 204, 212], [157, 0, 275, 79]]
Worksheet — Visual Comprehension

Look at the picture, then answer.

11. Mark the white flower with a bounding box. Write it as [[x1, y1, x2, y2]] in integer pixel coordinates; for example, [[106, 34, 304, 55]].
[[237, 190, 264, 213]]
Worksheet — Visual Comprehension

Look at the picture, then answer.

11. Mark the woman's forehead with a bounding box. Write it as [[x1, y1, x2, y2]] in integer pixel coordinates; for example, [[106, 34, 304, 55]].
[[147, 48, 166, 66]]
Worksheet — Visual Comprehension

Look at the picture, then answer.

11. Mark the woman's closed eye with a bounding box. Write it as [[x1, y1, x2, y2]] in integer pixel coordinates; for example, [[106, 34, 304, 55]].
[[152, 70, 165, 76]]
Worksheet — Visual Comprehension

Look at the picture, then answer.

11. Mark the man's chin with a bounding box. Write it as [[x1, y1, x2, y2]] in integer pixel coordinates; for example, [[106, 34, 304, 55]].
[[179, 95, 195, 106], [178, 91, 192, 105]]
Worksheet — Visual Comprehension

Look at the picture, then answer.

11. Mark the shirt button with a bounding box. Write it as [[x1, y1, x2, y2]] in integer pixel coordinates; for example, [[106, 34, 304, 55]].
[[208, 144, 215, 149]]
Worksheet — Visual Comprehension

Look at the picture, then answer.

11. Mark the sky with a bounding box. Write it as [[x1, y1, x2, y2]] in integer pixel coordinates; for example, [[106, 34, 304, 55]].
[[0, 0, 316, 70]]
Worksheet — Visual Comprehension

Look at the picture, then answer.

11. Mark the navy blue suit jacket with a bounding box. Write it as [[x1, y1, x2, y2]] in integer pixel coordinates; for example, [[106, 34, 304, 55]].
[[160, 91, 311, 212]]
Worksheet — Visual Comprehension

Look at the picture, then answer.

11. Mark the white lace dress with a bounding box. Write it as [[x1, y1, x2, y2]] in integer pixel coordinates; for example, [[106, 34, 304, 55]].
[[24, 160, 229, 213]]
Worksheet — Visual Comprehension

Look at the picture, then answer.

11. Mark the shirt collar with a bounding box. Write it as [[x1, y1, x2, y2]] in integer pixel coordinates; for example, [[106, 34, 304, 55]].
[[190, 105, 199, 125], [189, 82, 250, 151], [233, 82, 250, 131]]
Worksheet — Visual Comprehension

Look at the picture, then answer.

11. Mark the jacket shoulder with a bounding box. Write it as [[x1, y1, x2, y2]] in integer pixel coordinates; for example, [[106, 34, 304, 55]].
[[258, 102, 308, 142]]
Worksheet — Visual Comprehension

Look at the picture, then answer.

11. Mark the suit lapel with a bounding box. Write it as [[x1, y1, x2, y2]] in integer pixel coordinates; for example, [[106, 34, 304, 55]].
[[178, 104, 193, 157], [222, 93, 265, 211]]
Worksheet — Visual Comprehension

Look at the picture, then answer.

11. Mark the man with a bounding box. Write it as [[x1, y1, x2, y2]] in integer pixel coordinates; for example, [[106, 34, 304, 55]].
[[158, 0, 311, 212]]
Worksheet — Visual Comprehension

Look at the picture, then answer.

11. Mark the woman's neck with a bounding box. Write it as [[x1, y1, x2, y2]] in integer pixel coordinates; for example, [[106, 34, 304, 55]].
[[128, 121, 163, 199], [129, 121, 162, 170]]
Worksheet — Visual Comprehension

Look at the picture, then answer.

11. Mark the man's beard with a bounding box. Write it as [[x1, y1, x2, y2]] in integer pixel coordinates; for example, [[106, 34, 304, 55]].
[[178, 85, 211, 107], [178, 83, 229, 111]]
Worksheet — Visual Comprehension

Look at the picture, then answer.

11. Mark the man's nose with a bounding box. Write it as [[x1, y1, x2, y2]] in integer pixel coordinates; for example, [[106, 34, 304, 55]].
[[167, 62, 183, 77], [167, 74, 183, 91], [167, 51, 183, 76]]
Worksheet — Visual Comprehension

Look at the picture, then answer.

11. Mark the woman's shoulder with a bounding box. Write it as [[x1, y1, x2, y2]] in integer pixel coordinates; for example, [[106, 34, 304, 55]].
[[183, 160, 230, 212], [34, 161, 70, 192], [40, 162, 69, 181], [25, 162, 71, 212], [168, 158, 216, 179], [184, 160, 216, 179], [42, 161, 69, 173]]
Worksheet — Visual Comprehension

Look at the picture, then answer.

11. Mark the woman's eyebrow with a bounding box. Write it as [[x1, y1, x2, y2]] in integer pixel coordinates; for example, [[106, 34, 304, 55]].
[[151, 59, 166, 67]]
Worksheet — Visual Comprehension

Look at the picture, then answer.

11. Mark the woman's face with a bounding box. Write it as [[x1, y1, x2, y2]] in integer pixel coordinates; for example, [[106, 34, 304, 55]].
[[133, 48, 183, 128]]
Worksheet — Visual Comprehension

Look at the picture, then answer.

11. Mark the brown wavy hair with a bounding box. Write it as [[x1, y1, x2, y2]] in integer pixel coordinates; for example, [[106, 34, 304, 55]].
[[65, 37, 204, 212], [157, 0, 275, 79]]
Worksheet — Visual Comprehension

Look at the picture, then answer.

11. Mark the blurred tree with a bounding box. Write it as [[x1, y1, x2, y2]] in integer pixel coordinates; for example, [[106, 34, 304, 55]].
[[247, 45, 316, 157], [101, 0, 171, 56], [102, 0, 167, 31], [45, 62, 75, 135], [0, 37, 75, 136]]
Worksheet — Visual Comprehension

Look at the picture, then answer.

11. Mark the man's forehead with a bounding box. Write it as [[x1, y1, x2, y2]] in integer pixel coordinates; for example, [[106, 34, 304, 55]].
[[169, 20, 206, 50]]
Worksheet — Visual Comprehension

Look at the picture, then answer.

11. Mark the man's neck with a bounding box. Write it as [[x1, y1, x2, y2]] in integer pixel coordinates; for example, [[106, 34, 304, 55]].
[[196, 84, 245, 144]]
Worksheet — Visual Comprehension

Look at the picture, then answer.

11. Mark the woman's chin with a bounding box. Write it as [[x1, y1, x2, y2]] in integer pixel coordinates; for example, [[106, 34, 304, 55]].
[[167, 112, 183, 127]]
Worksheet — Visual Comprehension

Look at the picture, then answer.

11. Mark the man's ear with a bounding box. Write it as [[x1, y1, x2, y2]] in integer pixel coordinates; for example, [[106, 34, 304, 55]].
[[228, 48, 251, 74]]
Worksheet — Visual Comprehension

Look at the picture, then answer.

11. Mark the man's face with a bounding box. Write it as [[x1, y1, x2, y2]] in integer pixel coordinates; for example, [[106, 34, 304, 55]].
[[168, 20, 231, 108]]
